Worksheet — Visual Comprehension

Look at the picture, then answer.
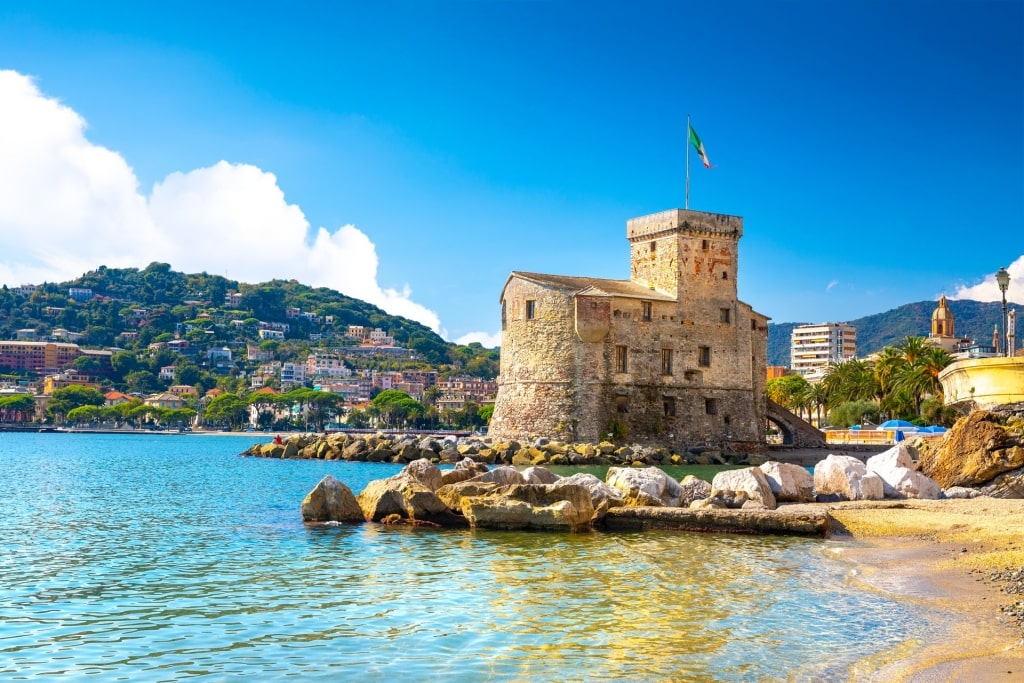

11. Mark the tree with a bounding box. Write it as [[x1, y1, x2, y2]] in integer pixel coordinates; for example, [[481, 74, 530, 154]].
[[205, 393, 248, 430], [766, 375, 809, 412], [828, 400, 881, 428], [0, 394, 36, 423], [48, 385, 105, 422]]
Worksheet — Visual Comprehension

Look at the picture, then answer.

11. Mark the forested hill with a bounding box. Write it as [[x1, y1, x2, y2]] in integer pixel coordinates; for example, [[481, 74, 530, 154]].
[[0, 263, 459, 366], [767, 299, 1007, 366]]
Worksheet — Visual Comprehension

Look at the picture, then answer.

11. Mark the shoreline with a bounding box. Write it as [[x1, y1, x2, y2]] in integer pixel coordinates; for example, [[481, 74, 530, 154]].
[[827, 499, 1024, 680]]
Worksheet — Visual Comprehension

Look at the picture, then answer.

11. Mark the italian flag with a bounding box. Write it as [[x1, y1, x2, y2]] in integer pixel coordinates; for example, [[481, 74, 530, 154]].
[[689, 124, 711, 168]]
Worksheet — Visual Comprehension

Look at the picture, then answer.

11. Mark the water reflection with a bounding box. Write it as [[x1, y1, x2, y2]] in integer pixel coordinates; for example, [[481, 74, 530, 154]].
[[0, 434, 933, 681]]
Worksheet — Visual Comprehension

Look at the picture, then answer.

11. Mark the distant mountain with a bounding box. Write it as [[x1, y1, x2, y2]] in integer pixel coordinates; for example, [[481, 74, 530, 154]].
[[766, 299, 1007, 366]]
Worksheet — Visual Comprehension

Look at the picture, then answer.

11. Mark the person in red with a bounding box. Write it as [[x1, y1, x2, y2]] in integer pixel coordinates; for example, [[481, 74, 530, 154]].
[[273, 434, 283, 445]]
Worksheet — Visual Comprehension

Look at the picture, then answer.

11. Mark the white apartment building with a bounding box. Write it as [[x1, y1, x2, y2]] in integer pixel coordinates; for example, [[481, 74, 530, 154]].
[[280, 362, 307, 388], [306, 352, 351, 379], [790, 322, 857, 379]]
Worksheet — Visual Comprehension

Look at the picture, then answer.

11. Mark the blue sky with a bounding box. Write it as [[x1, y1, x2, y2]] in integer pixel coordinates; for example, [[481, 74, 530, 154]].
[[1, 1, 1021, 346]]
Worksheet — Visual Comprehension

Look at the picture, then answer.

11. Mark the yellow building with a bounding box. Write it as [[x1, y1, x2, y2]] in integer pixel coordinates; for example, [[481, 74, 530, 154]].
[[939, 356, 1024, 411]]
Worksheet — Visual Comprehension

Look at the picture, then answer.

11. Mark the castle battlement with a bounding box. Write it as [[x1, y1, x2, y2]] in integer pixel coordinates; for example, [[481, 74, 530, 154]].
[[627, 209, 743, 241]]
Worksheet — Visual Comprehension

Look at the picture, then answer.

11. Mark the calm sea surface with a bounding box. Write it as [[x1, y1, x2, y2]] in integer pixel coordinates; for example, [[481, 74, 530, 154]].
[[0, 433, 939, 681]]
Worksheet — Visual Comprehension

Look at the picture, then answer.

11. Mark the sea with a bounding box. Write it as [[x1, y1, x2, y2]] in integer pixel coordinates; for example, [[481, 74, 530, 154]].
[[0, 432, 944, 681]]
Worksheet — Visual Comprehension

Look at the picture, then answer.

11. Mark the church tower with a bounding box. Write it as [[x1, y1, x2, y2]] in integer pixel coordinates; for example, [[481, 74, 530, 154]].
[[931, 294, 955, 338]]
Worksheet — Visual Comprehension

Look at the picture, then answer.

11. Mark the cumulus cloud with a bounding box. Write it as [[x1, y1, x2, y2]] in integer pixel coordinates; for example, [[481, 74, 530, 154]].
[[454, 330, 501, 348], [0, 70, 441, 333], [952, 255, 1024, 305]]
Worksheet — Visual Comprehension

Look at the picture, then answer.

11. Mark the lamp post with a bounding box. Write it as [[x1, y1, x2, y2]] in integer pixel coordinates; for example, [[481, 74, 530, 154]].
[[996, 266, 1010, 357]]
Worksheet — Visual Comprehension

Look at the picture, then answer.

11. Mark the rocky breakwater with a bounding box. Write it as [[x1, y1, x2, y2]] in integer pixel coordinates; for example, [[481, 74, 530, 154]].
[[298, 457, 836, 536], [242, 432, 767, 467], [916, 411, 1024, 498]]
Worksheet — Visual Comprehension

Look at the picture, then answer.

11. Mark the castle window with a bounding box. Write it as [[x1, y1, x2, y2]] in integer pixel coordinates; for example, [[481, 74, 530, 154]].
[[705, 398, 718, 415], [722, 271, 728, 280], [501, 300, 507, 331], [525, 300, 536, 320], [641, 301, 652, 321], [663, 397, 676, 417], [698, 346, 711, 367], [661, 348, 673, 375], [751, 319, 757, 330], [719, 308, 731, 324], [615, 395, 629, 413], [650, 241, 656, 254], [702, 239, 709, 250], [615, 345, 628, 373]]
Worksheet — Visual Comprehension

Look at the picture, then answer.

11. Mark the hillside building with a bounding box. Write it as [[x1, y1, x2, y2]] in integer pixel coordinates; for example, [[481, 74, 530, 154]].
[[790, 323, 857, 379], [927, 294, 974, 355], [490, 208, 769, 450]]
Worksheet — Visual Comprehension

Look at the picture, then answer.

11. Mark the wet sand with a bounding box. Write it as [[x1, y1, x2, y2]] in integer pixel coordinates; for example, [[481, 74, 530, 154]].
[[825, 499, 1024, 681]]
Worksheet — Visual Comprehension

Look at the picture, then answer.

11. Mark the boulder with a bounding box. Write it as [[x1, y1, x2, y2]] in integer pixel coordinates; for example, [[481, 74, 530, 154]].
[[605, 466, 684, 507], [813, 454, 884, 502], [677, 475, 712, 507], [435, 480, 500, 511], [402, 458, 443, 492], [943, 486, 984, 499], [976, 466, 1024, 498], [342, 439, 368, 460], [918, 411, 1024, 488], [300, 475, 364, 523], [459, 484, 594, 531], [558, 472, 625, 516], [711, 468, 777, 510], [865, 444, 941, 499], [467, 465, 526, 486], [357, 472, 467, 526], [521, 466, 561, 485], [440, 458, 490, 486], [759, 462, 815, 503]]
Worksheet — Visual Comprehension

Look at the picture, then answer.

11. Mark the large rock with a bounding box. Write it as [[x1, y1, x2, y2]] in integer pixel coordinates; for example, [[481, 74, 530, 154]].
[[813, 454, 884, 502], [357, 472, 467, 526], [440, 457, 490, 486], [300, 475, 364, 523], [558, 472, 625, 516], [434, 481, 500, 512], [466, 465, 526, 486], [759, 462, 814, 503], [606, 466, 684, 507], [677, 475, 712, 507], [865, 444, 941, 499], [710, 468, 777, 510], [402, 458, 443, 492], [459, 484, 594, 531], [521, 466, 561, 485], [976, 467, 1024, 498], [918, 411, 1024, 488]]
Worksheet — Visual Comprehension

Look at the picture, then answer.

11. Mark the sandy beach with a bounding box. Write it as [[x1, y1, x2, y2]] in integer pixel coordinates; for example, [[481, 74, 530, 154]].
[[825, 499, 1024, 681]]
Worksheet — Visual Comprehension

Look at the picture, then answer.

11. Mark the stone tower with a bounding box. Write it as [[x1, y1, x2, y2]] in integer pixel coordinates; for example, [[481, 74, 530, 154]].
[[489, 208, 768, 451]]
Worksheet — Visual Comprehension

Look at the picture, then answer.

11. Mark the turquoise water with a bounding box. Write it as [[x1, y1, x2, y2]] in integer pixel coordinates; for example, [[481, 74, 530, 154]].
[[0, 433, 933, 681]]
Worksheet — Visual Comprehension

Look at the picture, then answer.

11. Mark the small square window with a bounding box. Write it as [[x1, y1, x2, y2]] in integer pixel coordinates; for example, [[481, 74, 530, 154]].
[[719, 308, 731, 324], [663, 397, 676, 417], [702, 239, 709, 250], [641, 301, 652, 322], [526, 300, 536, 320], [705, 398, 718, 415], [698, 346, 711, 367]]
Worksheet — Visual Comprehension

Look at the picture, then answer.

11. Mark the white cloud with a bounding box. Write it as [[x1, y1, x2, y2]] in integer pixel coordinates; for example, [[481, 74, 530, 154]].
[[951, 255, 1024, 305], [825, 280, 839, 293], [0, 70, 442, 332], [454, 330, 501, 348]]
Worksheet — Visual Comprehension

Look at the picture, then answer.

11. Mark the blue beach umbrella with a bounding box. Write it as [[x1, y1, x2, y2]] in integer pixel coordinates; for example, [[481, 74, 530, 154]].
[[878, 419, 917, 430], [920, 425, 948, 434]]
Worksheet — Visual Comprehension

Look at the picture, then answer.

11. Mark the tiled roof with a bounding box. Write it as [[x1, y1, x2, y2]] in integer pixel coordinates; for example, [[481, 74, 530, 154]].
[[509, 271, 676, 301]]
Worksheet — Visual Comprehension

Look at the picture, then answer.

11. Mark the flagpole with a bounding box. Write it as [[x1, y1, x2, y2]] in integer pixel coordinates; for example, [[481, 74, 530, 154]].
[[685, 113, 690, 210]]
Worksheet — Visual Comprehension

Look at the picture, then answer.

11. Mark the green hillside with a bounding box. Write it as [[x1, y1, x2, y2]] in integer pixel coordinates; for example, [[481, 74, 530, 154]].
[[0, 262, 497, 377], [767, 299, 1007, 366]]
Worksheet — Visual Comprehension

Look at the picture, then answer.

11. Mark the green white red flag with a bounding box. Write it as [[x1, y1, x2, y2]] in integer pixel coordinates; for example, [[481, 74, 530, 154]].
[[689, 124, 711, 168]]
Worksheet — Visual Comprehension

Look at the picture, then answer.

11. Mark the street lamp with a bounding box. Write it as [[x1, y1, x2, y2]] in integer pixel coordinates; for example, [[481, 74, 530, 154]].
[[996, 266, 1010, 356]]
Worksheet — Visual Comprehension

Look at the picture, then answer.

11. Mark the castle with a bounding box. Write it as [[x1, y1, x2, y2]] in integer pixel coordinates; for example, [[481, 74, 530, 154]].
[[489, 208, 769, 450]]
